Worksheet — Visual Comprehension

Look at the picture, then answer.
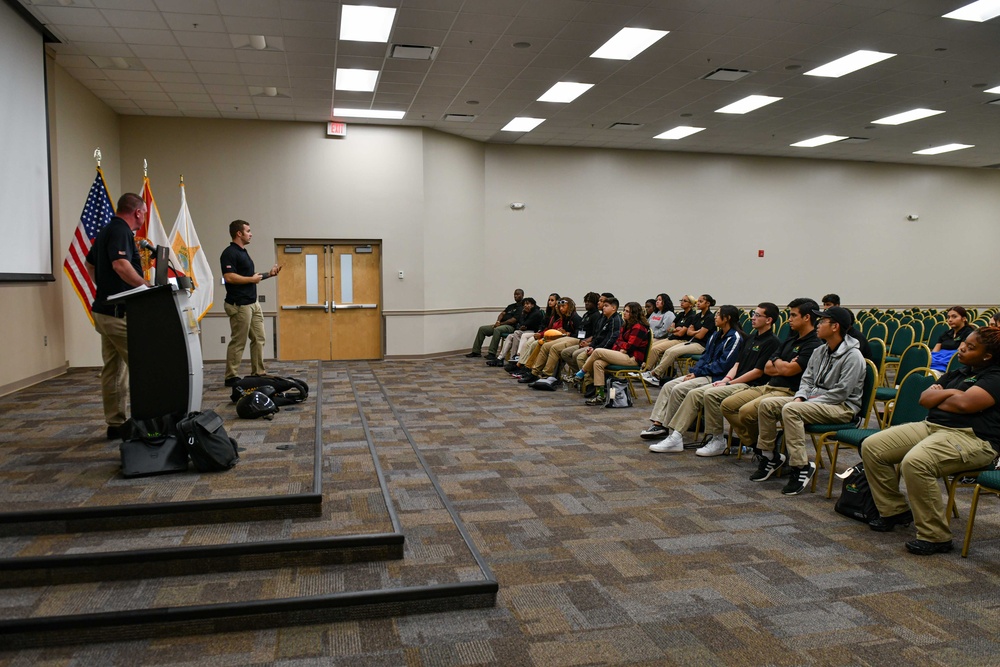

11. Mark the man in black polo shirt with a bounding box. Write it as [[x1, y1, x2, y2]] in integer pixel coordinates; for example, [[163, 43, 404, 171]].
[[220, 219, 281, 387], [467, 288, 523, 360], [85, 193, 150, 439]]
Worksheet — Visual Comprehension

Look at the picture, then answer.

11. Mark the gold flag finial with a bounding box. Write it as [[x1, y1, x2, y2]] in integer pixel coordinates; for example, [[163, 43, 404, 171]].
[[143, 158, 148, 177]]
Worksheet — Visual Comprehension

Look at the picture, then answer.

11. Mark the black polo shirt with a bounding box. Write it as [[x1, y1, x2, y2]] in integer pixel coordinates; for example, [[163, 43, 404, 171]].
[[930, 365, 1000, 449], [937, 325, 975, 351], [767, 329, 822, 391], [220, 242, 257, 306], [500, 301, 523, 326], [520, 307, 544, 331], [735, 330, 781, 386], [668, 309, 700, 340], [688, 309, 717, 342], [580, 308, 602, 338], [87, 216, 142, 317]]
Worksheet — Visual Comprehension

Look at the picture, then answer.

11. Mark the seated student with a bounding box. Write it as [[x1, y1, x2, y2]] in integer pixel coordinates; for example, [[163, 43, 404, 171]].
[[500, 294, 555, 368], [492, 297, 542, 365], [527, 292, 601, 387], [467, 288, 522, 360], [580, 300, 650, 405], [519, 297, 581, 384], [643, 294, 696, 379], [751, 306, 866, 496], [720, 298, 823, 456], [823, 293, 872, 360], [644, 305, 744, 452], [862, 327, 1000, 555], [642, 303, 781, 457], [508, 293, 562, 375], [648, 293, 676, 343], [644, 295, 717, 385], [930, 306, 975, 373], [562, 293, 620, 387], [644, 299, 656, 318]]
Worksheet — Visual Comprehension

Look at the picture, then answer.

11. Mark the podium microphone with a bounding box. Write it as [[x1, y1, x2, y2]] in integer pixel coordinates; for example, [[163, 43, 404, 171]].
[[138, 238, 157, 252]]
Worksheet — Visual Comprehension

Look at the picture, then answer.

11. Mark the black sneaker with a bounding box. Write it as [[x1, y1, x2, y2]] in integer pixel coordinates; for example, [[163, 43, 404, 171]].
[[869, 510, 913, 532], [905, 539, 954, 555], [749, 452, 786, 482], [518, 373, 538, 384], [106, 425, 122, 440], [224, 376, 242, 387], [465, 352, 481, 358], [584, 385, 597, 399], [640, 424, 668, 440], [503, 361, 518, 373], [485, 353, 497, 361], [781, 462, 816, 495], [585, 392, 605, 405]]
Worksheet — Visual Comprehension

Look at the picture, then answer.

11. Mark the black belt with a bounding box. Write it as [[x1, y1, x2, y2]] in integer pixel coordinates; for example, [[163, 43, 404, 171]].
[[95, 304, 126, 318]]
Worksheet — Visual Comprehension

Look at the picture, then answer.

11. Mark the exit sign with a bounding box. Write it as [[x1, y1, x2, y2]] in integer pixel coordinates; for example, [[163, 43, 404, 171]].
[[327, 122, 347, 137]]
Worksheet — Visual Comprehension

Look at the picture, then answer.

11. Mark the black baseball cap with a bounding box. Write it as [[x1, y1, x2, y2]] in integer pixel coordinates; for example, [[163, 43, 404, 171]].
[[813, 306, 852, 332]]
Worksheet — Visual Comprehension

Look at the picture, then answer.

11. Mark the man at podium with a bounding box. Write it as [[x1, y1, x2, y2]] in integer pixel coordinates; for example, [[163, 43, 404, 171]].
[[220, 219, 280, 387], [85, 193, 151, 439]]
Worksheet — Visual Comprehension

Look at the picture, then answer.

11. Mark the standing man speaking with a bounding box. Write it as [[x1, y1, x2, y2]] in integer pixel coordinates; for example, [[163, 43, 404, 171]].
[[85, 193, 151, 439], [220, 219, 280, 387]]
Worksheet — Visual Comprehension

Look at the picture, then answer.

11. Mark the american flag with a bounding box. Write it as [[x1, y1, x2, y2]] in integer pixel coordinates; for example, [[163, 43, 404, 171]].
[[63, 168, 114, 321]]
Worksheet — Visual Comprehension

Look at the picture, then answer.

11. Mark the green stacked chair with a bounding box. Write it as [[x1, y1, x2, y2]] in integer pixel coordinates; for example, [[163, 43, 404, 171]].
[[963, 470, 1000, 557], [776, 320, 790, 342], [874, 343, 930, 426], [868, 338, 886, 382], [882, 324, 915, 385], [926, 321, 948, 349], [868, 321, 888, 345]]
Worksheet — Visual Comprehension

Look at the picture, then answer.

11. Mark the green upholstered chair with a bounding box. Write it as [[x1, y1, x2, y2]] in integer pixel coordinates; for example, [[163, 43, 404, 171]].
[[882, 325, 915, 386], [607, 337, 654, 404], [873, 343, 930, 427], [962, 470, 1000, 557]]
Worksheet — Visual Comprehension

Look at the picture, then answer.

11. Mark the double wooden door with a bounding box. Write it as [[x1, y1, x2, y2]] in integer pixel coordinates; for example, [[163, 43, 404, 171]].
[[276, 243, 382, 360]]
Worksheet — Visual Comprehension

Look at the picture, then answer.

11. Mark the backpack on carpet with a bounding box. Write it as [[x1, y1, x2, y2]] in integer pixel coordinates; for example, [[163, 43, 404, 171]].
[[834, 462, 879, 523], [119, 412, 188, 478], [177, 409, 239, 472], [230, 375, 309, 406], [604, 377, 633, 408]]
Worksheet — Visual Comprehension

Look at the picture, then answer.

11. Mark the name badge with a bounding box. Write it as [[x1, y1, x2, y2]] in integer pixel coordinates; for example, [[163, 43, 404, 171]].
[[577, 330, 586, 338]]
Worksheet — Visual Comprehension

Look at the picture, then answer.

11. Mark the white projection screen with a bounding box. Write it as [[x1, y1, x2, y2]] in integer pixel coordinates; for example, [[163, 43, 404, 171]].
[[0, 0, 54, 282]]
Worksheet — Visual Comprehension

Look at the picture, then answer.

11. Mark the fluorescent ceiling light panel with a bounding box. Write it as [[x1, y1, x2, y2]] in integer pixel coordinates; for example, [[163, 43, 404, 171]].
[[654, 126, 705, 140], [943, 0, 1000, 22], [340, 5, 396, 42], [871, 108, 945, 125], [985, 84, 1000, 93], [913, 143, 974, 155], [335, 68, 378, 92], [715, 95, 782, 114], [501, 117, 545, 132], [790, 135, 848, 147], [804, 50, 896, 78], [333, 108, 404, 119], [591, 27, 668, 60], [537, 82, 594, 103]]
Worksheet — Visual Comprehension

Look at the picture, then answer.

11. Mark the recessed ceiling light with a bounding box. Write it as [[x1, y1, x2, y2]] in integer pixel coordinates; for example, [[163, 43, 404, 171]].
[[871, 108, 945, 125], [654, 126, 705, 140], [501, 117, 545, 132], [913, 143, 974, 155], [591, 27, 668, 60], [715, 95, 782, 114], [333, 108, 404, 120], [340, 5, 396, 42], [790, 135, 848, 147], [537, 82, 594, 103], [336, 68, 378, 92], [943, 0, 1000, 22], [985, 84, 1000, 93], [804, 50, 896, 78]]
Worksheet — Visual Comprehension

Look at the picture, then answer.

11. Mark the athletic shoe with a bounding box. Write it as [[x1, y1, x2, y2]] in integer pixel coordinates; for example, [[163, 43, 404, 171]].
[[649, 430, 684, 453], [575, 370, 585, 380], [106, 425, 122, 440], [485, 353, 497, 361], [504, 361, 518, 373], [584, 386, 597, 399], [641, 372, 659, 387], [868, 510, 913, 532], [749, 452, 786, 482], [585, 393, 605, 406], [518, 373, 538, 384], [465, 352, 481, 358], [781, 462, 816, 495], [640, 424, 668, 440], [224, 376, 242, 387], [695, 435, 728, 457], [905, 539, 954, 555]]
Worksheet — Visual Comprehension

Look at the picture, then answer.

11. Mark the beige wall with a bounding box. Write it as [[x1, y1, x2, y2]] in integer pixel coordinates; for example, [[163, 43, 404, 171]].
[[6, 59, 1000, 391]]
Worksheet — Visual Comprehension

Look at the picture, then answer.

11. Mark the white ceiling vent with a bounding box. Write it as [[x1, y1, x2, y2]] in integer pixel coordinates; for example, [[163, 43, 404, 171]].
[[702, 68, 754, 82], [839, 137, 871, 144], [390, 44, 437, 61], [444, 114, 476, 122], [609, 122, 644, 130]]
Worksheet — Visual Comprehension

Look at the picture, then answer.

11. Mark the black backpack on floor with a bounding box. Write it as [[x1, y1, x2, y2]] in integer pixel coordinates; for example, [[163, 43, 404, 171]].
[[230, 375, 309, 406], [177, 410, 239, 472], [834, 462, 879, 523], [119, 412, 189, 478]]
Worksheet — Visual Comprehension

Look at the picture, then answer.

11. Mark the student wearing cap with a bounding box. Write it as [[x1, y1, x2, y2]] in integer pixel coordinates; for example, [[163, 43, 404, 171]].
[[751, 305, 866, 495]]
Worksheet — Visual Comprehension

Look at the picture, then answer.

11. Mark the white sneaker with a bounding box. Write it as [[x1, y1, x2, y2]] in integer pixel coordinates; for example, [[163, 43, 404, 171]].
[[649, 430, 684, 453], [696, 435, 728, 457], [641, 371, 660, 387]]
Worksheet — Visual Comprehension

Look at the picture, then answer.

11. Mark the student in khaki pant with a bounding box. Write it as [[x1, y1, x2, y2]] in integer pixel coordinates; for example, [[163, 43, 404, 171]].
[[862, 327, 1000, 556]]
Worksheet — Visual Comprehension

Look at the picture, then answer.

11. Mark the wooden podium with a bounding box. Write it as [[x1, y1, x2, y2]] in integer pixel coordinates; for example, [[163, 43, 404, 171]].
[[106, 285, 203, 420]]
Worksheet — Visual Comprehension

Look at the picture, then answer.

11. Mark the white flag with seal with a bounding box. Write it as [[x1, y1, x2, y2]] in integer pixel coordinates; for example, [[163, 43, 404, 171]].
[[168, 180, 214, 320]]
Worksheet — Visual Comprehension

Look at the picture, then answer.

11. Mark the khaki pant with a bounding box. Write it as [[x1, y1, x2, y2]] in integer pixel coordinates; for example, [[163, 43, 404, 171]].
[[225, 300, 266, 380], [757, 397, 853, 467], [721, 385, 794, 446], [645, 338, 686, 370], [563, 345, 590, 374], [472, 323, 513, 355], [584, 348, 636, 386], [651, 341, 705, 377], [668, 382, 751, 436], [648, 376, 710, 429], [862, 421, 997, 542], [533, 336, 580, 377], [93, 312, 129, 427]]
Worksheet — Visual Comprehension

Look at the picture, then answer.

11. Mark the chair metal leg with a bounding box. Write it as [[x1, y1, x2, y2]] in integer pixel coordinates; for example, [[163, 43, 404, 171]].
[[826, 441, 845, 499], [962, 484, 984, 558]]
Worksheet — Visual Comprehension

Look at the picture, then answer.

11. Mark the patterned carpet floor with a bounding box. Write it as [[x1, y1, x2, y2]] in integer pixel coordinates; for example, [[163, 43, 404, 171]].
[[3, 357, 1000, 665]]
